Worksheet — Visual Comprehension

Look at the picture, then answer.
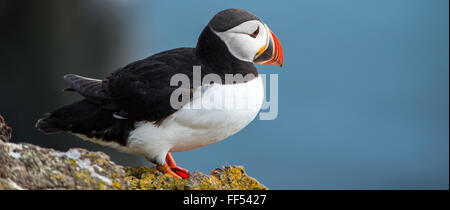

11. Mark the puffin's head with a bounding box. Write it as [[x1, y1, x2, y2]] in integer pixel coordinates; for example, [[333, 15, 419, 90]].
[[200, 8, 283, 67]]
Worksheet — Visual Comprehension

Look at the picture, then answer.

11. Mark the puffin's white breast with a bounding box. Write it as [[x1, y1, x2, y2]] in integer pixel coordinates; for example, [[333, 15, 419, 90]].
[[127, 76, 264, 156]]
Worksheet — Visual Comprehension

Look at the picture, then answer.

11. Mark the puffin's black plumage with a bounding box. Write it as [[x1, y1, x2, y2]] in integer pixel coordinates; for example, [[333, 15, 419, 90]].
[[207, 8, 261, 32], [36, 9, 261, 146], [36, 100, 134, 145]]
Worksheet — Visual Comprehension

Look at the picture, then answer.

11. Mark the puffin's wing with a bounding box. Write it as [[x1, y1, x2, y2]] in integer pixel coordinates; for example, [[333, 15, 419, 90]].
[[105, 50, 195, 123], [63, 74, 109, 103]]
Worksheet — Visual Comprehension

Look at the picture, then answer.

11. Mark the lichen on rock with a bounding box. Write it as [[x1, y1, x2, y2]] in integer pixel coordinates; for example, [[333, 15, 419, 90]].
[[125, 165, 268, 190]]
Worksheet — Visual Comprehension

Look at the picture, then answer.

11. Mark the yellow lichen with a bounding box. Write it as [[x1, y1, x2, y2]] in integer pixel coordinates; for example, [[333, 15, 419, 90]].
[[112, 179, 121, 189], [76, 170, 92, 185], [125, 176, 139, 190], [98, 182, 106, 190], [124, 166, 267, 190], [69, 159, 78, 166], [52, 174, 65, 180], [96, 158, 105, 165]]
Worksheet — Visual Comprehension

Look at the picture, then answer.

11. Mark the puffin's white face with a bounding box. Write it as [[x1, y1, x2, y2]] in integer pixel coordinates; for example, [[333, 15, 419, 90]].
[[212, 20, 267, 63], [211, 20, 283, 66]]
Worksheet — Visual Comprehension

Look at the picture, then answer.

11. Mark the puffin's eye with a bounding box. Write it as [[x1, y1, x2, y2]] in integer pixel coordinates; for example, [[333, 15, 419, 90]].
[[249, 26, 259, 38]]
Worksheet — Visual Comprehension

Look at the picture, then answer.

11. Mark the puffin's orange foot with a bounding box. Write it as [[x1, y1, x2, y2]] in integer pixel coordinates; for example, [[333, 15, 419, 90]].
[[165, 152, 190, 179], [157, 163, 182, 179], [171, 167, 190, 179], [171, 165, 189, 175]]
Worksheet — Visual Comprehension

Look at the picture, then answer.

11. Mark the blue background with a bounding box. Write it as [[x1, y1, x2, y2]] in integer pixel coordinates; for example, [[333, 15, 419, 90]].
[[2, 0, 448, 189]]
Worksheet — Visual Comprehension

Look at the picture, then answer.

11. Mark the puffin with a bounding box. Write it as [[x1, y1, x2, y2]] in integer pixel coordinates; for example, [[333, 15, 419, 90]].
[[36, 8, 283, 179]]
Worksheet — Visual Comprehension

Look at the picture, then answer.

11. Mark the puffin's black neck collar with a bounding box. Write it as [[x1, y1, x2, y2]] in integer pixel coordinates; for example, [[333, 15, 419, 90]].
[[195, 26, 258, 77]]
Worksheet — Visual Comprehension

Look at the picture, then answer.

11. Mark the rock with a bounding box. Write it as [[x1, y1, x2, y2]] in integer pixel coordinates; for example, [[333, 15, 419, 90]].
[[0, 114, 12, 142], [0, 140, 267, 190], [126, 166, 268, 190], [0, 140, 130, 190]]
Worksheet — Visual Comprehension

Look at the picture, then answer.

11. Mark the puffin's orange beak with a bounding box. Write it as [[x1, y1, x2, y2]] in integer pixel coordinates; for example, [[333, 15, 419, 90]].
[[253, 26, 283, 67]]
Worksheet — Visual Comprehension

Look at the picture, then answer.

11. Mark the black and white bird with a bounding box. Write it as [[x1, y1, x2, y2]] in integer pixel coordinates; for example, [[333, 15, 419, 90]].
[[36, 8, 283, 179]]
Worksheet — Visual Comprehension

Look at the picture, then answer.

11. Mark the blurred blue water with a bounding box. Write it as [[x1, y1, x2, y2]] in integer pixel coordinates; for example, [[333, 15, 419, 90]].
[[117, 0, 448, 189]]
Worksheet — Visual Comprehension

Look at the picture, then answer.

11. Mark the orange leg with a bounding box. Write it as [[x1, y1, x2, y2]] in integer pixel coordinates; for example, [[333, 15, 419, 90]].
[[154, 152, 190, 179], [165, 152, 190, 175]]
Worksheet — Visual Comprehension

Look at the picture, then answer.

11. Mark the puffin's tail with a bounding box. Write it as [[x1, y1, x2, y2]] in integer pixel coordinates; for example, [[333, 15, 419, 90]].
[[36, 99, 117, 134], [36, 74, 134, 146], [37, 74, 113, 134], [36, 99, 134, 146], [35, 113, 61, 134]]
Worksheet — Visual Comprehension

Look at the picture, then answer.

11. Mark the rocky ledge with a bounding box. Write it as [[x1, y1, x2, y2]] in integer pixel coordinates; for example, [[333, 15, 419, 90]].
[[0, 140, 267, 190], [0, 114, 12, 142]]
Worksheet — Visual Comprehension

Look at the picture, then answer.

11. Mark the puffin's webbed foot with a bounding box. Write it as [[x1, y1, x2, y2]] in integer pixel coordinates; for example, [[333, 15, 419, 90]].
[[156, 163, 183, 179], [166, 152, 190, 179], [155, 152, 190, 179]]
